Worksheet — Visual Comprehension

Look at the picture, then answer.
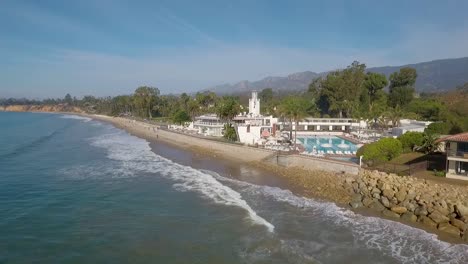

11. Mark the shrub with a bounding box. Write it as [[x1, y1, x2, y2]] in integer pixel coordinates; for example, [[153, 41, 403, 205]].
[[398, 131, 424, 152], [359, 138, 403, 165], [425, 122, 450, 135], [222, 124, 237, 141], [433, 170, 446, 177]]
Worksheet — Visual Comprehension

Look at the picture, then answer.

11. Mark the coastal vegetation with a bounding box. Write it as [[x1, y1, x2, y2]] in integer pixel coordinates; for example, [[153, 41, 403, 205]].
[[2, 61, 468, 135]]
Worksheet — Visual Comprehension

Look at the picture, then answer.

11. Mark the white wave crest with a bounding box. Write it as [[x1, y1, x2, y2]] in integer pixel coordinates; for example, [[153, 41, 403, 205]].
[[213, 176, 468, 264], [60, 114, 92, 122], [88, 130, 274, 232]]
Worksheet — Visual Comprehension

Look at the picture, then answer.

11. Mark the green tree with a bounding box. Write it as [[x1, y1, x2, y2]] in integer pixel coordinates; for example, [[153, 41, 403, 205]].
[[398, 131, 424, 152], [222, 124, 237, 141], [216, 96, 241, 122], [362, 72, 388, 120], [317, 61, 366, 117], [386, 105, 404, 127], [133, 86, 160, 118], [418, 133, 440, 154], [358, 138, 403, 165], [259, 88, 273, 103], [388, 67, 417, 107], [279, 96, 312, 147], [216, 96, 241, 140], [425, 122, 450, 135], [64, 93, 73, 105], [172, 109, 191, 125]]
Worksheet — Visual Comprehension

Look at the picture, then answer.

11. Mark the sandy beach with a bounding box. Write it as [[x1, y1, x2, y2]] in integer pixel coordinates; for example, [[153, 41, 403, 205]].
[[83, 114, 468, 244]]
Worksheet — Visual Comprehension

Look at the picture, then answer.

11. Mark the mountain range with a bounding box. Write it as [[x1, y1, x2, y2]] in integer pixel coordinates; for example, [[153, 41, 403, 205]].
[[205, 57, 468, 94]]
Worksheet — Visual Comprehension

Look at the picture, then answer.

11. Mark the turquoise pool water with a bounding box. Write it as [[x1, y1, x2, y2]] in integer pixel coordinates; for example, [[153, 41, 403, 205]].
[[298, 136, 359, 154]]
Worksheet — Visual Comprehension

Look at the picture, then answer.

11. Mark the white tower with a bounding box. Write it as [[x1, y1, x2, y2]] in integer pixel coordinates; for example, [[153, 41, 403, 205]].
[[248, 91, 261, 117]]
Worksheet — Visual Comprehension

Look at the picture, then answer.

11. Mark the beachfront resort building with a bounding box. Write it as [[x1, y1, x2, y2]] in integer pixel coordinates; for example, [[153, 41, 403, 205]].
[[191, 114, 225, 137], [437, 132, 468, 181], [276, 118, 367, 134], [191, 91, 278, 144]]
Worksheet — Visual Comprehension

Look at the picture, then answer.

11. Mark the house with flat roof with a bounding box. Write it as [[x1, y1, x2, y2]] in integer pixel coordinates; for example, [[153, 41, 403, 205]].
[[437, 132, 468, 181]]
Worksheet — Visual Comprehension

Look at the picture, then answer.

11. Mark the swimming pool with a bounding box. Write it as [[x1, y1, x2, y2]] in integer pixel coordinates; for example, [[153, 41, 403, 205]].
[[297, 136, 359, 154]]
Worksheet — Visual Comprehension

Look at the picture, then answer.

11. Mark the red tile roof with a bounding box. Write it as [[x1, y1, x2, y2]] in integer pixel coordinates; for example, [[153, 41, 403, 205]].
[[436, 132, 468, 143]]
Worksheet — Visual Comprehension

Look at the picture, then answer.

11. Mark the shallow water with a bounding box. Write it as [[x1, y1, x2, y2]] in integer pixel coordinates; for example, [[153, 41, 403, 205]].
[[1, 112, 467, 263]]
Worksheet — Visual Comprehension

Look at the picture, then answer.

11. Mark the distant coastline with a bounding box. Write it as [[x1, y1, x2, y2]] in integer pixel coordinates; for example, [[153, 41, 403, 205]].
[[0, 104, 83, 113]]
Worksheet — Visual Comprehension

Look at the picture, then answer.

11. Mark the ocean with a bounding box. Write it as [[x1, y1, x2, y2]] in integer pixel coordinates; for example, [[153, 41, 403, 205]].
[[1, 111, 467, 263]]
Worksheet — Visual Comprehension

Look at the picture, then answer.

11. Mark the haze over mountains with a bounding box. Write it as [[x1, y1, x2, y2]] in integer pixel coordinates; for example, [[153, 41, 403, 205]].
[[205, 57, 468, 94]]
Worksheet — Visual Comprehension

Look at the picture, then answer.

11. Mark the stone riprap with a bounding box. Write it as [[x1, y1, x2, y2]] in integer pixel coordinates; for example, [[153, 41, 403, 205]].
[[344, 170, 468, 241]]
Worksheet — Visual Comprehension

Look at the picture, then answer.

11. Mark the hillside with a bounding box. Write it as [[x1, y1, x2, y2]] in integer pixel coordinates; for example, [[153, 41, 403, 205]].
[[0, 105, 83, 113], [206, 57, 468, 94]]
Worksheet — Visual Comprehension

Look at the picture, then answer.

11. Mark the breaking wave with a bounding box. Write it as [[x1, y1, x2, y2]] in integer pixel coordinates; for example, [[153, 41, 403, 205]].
[[85, 129, 274, 232], [60, 114, 92, 122], [212, 175, 468, 264]]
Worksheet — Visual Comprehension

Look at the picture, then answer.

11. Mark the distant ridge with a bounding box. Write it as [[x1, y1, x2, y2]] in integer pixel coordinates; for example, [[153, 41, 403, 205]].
[[205, 57, 468, 94]]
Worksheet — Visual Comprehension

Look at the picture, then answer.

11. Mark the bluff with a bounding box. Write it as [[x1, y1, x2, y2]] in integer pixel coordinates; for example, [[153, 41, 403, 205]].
[[0, 105, 83, 113]]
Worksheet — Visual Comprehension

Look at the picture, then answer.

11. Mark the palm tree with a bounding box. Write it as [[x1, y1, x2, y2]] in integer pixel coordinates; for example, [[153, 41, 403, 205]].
[[419, 133, 440, 154], [279, 96, 311, 149], [386, 105, 404, 127], [215, 96, 241, 141]]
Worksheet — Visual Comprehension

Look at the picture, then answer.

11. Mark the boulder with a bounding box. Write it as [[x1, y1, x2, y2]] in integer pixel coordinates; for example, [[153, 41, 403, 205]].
[[406, 190, 417, 200], [401, 212, 417, 222], [428, 211, 449, 224], [380, 196, 391, 208], [372, 193, 381, 199], [450, 218, 467, 231], [438, 223, 460, 237], [352, 194, 362, 202], [350, 201, 363, 209], [419, 216, 437, 229], [455, 203, 468, 218], [371, 187, 381, 194], [383, 209, 400, 218], [368, 200, 386, 212], [362, 197, 374, 207], [383, 188, 395, 199], [391, 206, 408, 214], [434, 206, 450, 217], [395, 190, 407, 203], [414, 206, 428, 216], [463, 231, 468, 242]]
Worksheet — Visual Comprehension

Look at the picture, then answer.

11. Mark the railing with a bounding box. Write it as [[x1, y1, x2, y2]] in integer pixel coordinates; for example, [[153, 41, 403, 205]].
[[194, 121, 224, 126], [446, 148, 468, 158]]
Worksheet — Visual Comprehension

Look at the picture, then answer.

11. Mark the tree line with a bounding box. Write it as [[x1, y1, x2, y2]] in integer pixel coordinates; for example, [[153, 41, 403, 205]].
[[2, 61, 467, 136]]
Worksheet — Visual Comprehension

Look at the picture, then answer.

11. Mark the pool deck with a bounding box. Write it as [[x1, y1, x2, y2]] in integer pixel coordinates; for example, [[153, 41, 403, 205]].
[[336, 134, 363, 145]]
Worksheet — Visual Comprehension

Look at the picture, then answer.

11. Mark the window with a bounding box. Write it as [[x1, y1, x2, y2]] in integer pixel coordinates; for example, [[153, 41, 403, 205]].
[[457, 142, 468, 152], [455, 161, 468, 175]]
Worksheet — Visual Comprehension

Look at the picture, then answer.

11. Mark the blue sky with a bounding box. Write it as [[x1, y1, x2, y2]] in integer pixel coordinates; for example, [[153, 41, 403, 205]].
[[1, 0, 468, 98]]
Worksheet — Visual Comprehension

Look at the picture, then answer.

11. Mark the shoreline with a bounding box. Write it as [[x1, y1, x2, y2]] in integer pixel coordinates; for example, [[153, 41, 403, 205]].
[[81, 113, 467, 244], [4, 110, 465, 244]]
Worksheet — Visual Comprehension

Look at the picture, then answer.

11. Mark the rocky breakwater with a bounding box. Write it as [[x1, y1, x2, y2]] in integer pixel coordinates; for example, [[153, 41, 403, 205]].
[[344, 170, 468, 241]]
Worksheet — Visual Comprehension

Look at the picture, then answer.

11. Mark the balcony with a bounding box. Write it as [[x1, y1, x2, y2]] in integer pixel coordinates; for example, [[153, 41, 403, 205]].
[[447, 148, 468, 160]]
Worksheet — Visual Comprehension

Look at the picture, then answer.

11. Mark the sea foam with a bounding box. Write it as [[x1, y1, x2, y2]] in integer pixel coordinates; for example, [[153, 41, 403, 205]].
[[87, 129, 275, 232], [60, 114, 92, 122], [212, 175, 468, 264]]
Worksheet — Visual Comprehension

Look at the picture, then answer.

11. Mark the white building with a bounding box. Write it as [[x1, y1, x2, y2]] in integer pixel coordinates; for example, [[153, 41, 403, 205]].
[[192, 114, 225, 137], [391, 119, 432, 137], [236, 115, 278, 145], [190, 91, 278, 144], [248, 91, 261, 116], [277, 118, 366, 135]]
